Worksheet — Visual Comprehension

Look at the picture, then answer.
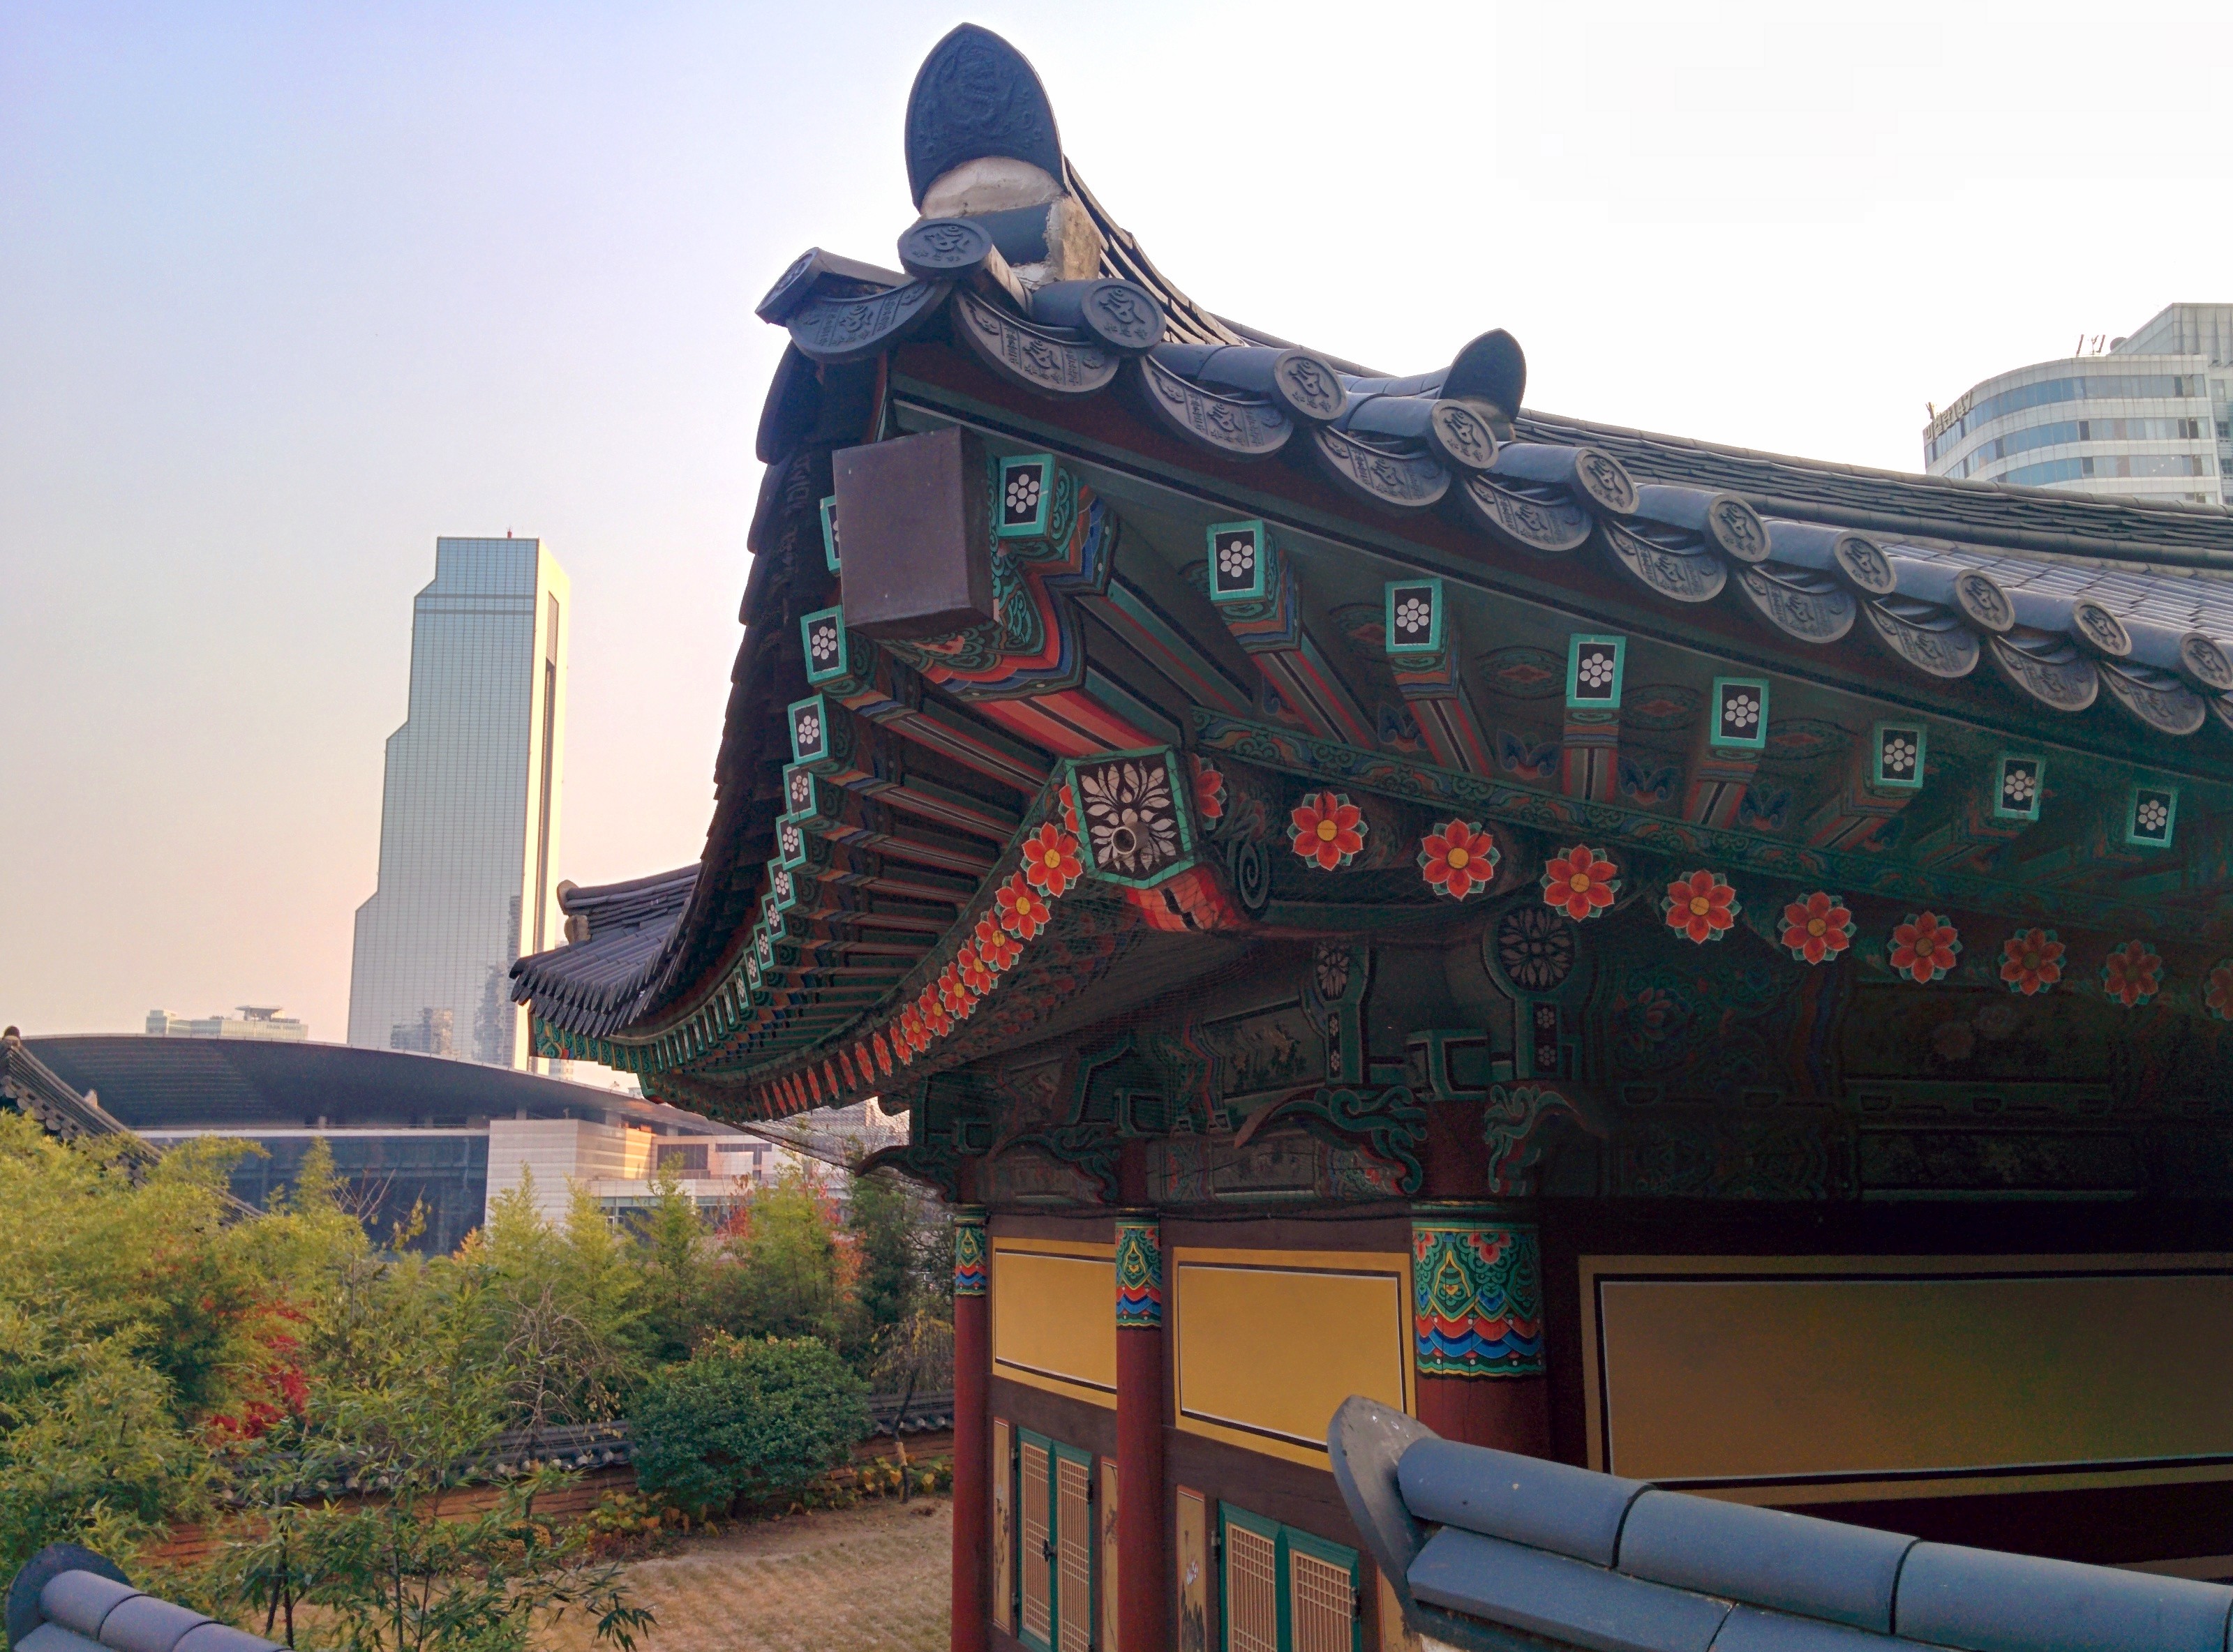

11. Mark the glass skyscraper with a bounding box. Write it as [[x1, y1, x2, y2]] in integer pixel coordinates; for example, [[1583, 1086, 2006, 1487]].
[[1924, 304, 2233, 506], [348, 537, 569, 1068]]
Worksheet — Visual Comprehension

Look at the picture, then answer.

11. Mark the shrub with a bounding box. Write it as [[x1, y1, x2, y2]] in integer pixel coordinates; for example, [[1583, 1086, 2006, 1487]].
[[631, 1335, 869, 1517]]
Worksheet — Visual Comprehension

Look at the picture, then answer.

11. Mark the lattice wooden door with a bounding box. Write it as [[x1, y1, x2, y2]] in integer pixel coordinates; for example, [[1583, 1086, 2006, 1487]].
[[1223, 1518, 1279, 1652], [1020, 1437, 1052, 1647], [1056, 1453, 1093, 1652], [1287, 1545, 1357, 1652]]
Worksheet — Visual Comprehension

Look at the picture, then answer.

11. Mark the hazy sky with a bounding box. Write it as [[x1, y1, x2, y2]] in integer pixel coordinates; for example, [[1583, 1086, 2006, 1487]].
[[7, 0, 2232, 1040]]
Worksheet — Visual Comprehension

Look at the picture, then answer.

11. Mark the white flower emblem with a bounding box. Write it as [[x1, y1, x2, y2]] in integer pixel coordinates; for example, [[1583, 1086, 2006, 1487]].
[[1006, 470, 1042, 517], [796, 712, 821, 746], [2004, 768, 2036, 804], [1724, 693, 1760, 730], [1217, 536, 1255, 580], [1882, 736, 1916, 772], [1078, 759, 1178, 876], [809, 623, 839, 663], [2138, 798, 2169, 832], [1394, 596, 1431, 636], [789, 771, 812, 809], [1578, 652, 1615, 689], [781, 823, 800, 857]]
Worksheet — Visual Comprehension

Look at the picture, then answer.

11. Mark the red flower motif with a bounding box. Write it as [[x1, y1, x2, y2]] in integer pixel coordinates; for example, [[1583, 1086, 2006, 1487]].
[[1190, 756, 1227, 824], [856, 1043, 874, 1083], [1999, 928, 2065, 996], [937, 963, 971, 1016], [1780, 892, 1852, 966], [1020, 823, 1083, 896], [1661, 871, 1739, 944], [1541, 846, 1620, 921], [1889, 912, 1961, 984], [2206, 961, 2233, 1023], [897, 1005, 926, 1054], [958, 943, 994, 998], [2100, 940, 2162, 1008], [1059, 783, 1080, 836], [872, 1032, 893, 1077], [996, 872, 1054, 939], [973, 913, 1016, 972], [1419, 820, 1499, 900], [1289, 791, 1366, 871]]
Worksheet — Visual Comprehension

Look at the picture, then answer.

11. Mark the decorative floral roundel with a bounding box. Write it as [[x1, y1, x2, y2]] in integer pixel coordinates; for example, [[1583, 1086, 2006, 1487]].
[[1020, 823, 1083, 896], [1889, 912, 1961, 985], [1662, 871, 1739, 944], [1541, 846, 1620, 922], [1495, 905, 1576, 993], [1419, 820, 1498, 900], [1289, 791, 1366, 871], [1779, 892, 1852, 966], [1077, 758, 1179, 879], [2137, 795, 2171, 835], [2207, 961, 2233, 1023], [1006, 470, 1041, 517], [2101, 940, 2162, 1009], [1999, 928, 2065, 997], [1313, 941, 1353, 1004]]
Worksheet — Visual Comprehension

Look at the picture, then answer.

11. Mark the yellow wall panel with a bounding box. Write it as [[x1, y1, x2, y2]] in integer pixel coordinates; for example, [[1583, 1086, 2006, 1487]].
[[1582, 1253, 2233, 1503], [993, 1240, 1116, 1405], [1172, 1248, 1410, 1466]]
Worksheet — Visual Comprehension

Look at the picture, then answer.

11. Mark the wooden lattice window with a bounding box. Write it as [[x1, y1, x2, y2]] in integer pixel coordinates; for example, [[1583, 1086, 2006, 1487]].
[[1020, 1436, 1053, 1649], [1014, 1429, 1100, 1652], [1057, 1450, 1093, 1652], [1219, 1503, 1360, 1652]]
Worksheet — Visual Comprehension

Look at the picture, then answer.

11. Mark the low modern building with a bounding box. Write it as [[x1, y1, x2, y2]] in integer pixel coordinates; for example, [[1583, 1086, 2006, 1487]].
[[145, 1006, 308, 1042], [1925, 303, 2233, 505], [12, 1035, 773, 1251]]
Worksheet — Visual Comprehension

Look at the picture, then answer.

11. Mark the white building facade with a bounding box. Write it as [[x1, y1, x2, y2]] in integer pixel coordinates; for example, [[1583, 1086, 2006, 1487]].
[[1924, 305, 2233, 506], [348, 538, 569, 1068]]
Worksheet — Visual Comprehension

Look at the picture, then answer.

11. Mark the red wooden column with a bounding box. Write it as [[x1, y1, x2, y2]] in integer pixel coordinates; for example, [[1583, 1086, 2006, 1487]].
[[1410, 1201, 1550, 1456], [1114, 1209, 1167, 1652], [950, 1203, 991, 1652]]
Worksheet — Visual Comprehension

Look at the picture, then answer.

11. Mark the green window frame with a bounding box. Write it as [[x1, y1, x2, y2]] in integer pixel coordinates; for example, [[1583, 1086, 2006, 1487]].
[[1218, 1503, 1362, 1652]]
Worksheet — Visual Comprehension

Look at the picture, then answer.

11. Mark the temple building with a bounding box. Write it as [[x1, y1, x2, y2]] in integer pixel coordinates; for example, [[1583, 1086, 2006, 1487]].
[[514, 27, 2233, 1651]]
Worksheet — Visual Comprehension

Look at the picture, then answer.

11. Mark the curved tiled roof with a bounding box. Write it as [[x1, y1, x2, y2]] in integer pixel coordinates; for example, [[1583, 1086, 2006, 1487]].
[[1330, 1397, 2233, 1652], [511, 866, 697, 1038], [510, 22, 2233, 1095]]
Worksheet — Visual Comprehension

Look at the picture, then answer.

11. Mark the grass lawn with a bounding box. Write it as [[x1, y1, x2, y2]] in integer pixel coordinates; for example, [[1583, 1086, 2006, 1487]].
[[544, 1496, 952, 1652]]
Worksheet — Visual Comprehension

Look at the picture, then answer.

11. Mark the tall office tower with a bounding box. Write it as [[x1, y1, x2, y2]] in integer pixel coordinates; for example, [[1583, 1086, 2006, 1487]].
[[349, 538, 569, 1068], [1924, 304, 2233, 506]]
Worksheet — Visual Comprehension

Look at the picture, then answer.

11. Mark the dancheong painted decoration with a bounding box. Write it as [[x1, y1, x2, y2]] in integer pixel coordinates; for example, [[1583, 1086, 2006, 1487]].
[[511, 24, 2233, 1652]]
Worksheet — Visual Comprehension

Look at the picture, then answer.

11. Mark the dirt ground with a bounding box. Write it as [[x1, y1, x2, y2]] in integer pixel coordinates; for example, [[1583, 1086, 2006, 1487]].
[[542, 1496, 953, 1652]]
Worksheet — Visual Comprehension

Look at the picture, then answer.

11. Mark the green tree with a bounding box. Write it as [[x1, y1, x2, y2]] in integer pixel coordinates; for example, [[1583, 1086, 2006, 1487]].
[[209, 1252, 650, 1652], [636, 1170, 712, 1364], [631, 1336, 869, 1519], [844, 1169, 938, 1340], [725, 1169, 851, 1344]]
